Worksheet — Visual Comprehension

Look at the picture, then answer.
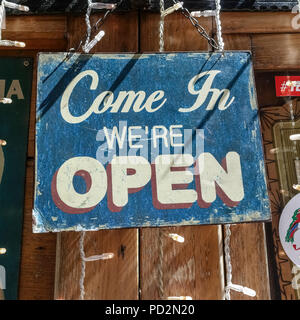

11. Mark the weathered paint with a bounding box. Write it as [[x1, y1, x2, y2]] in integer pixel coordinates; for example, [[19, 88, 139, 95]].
[[0, 57, 33, 298], [34, 52, 270, 232]]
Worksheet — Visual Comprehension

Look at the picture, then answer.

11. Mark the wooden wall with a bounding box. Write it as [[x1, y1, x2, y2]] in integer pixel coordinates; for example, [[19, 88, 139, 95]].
[[1, 11, 299, 300]]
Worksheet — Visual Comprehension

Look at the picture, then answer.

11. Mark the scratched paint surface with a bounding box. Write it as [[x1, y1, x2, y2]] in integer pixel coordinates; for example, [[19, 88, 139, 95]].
[[34, 52, 270, 232]]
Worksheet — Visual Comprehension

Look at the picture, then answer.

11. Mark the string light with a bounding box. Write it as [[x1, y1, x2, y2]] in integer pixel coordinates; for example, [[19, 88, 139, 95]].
[[168, 233, 185, 243], [0, 97, 12, 104], [2, 0, 28, 11], [79, 231, 114, 300], [83, 30, 105, 53], [224, 224, 256, 299], [190, 0, 226, 52], [290, 134, 300, 141], [159, 0, 164, 52], [0, 140, 6, 146], [161, 2, 183, 18], [0, 1, 29, 48], [0, 248, 6, 255], [82, 0, 114, 53], [84, 252, 114, 261], [191, 10, 216, 17], [214, 0, 224, 51], [293, 184, 300, 191], [89, 2, 116, 10]]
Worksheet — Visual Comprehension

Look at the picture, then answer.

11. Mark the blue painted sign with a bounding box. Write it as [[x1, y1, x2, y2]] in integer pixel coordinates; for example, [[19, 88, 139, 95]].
[[0, 57, 33, 299], [34, 52, 270, 232]]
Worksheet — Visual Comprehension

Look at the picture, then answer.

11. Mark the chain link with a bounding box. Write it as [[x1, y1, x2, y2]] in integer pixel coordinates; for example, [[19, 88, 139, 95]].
[[171, 0, 220, 50]]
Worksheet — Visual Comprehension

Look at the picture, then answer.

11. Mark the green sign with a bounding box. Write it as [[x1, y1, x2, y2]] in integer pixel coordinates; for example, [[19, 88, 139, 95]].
[[0, 57, 33, 299]]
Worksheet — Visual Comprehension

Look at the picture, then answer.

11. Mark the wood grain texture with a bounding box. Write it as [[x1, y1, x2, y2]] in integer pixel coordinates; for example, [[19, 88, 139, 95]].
[[226, 223, 270, 300], [54, 12, 140, 300], [222, 34, 251, 51], [2, 16, 67, 50], [252, 33, 300, 70], [19, 159, 57, 300], [18, 52, 58, 299], [66, 11, 138, 53], [55, 229, 138, 300], [221, 12, 299, 34], [139, 11, 224, 300]]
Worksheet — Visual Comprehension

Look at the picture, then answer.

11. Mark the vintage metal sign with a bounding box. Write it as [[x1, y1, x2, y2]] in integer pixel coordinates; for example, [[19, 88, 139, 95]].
[[0, 57, 33, 299], [34, 52, 270, 232]]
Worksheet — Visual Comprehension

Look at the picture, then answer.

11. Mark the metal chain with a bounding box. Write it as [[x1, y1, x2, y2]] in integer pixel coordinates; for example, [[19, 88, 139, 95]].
[[171, 0, 220, 50]]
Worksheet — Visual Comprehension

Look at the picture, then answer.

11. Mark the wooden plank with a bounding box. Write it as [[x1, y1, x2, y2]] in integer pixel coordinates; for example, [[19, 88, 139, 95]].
[[140, 226, 224, 300], [19, 159, 57, 299], [252, 33, 300, 70], [54, 12, 139, 300], [139, 11, 224, 300], [2, 31, 66, 40], [222, 34, 251, 51], [5, 16, 67, 33], [221, 12, 298, 34], [0, 16, 67, 50], [226, 223, 270, 300], [55, 229, 138, 300]]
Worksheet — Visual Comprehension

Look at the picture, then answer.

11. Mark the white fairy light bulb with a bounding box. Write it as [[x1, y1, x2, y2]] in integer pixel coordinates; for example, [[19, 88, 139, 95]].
[[290, 134, 300, 141], [83, 30, 105, 53], [168, 233, 185, 243], [167, 296, 192, 300], [161, 2, 183, 17], [90, 3, 116, 10], [0, 97, 12, 104]]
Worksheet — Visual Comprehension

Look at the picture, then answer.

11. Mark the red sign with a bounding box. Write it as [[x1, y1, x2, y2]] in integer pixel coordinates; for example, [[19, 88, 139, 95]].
[[275, 76, 300, 97]]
